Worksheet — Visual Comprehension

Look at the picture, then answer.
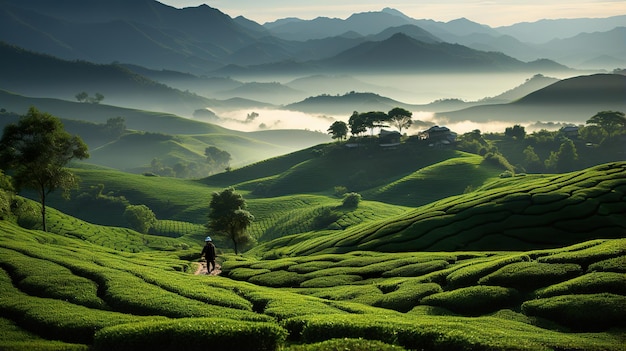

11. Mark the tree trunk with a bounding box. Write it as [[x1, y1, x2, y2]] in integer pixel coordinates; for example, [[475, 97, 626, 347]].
[[40, 189, 47, 232]]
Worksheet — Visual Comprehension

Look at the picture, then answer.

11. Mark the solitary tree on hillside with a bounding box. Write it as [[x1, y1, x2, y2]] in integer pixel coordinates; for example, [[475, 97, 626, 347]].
[[75, 91, 89, 103], [388, 107, 413, 134], [327, 121, 348, 141], [207, 187, 254, 254], [205, 146, 232, 171], [0, 107, 89, 231], [586, 111, 625, 138], [123, 204, 157, 234]]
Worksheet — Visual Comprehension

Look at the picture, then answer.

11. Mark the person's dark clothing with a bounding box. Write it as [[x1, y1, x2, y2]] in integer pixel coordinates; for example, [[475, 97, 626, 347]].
[[201, 242, 216, 272]]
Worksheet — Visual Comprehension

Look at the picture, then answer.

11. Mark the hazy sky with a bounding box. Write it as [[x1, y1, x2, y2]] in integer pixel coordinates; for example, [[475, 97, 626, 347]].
[[157, 0, 626, 26]]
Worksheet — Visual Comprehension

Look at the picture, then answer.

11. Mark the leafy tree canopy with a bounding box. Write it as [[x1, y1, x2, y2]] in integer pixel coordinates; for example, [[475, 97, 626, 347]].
[[586, 111, 625, 138], [207, 187, 254, 254], [0, 107, 88, 231]]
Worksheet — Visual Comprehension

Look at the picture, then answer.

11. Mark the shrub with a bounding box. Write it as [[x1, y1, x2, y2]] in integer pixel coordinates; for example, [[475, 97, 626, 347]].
[[227, 268, 271, 281], [248, 270, 307, 288], [285, 338, 407, 351], [536, 272, 626, 298], [420, 286, 520, 316], [93, 318, 287, 351], [382, 260, 449, 278], [588, 255, 626, 273], [478, 262, 582, 291], [446, 255, 530, 289], [374, 282, 441, 312], [300, 275, 362, 288], [342, 193, 361, 208], [537, 239, 626, 268], [521, 293, 626, 331]]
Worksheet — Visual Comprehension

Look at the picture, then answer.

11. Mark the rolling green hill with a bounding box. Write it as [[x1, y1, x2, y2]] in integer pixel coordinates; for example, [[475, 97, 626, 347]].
[[252, 162, 626, 257], [0, 213, 624, 350], [438, 73, 626, 123], [0, 92, 331, 173]]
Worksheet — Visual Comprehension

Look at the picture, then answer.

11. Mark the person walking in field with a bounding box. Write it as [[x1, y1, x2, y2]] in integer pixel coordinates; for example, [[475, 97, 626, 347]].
[[201, 236, 216, 274]]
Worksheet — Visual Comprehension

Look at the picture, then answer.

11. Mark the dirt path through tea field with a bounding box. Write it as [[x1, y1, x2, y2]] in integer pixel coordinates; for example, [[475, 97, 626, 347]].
[[194, 261, 222, 276]]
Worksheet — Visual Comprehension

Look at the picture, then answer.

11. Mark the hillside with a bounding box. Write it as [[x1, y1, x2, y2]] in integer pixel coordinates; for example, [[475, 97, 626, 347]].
[[0, 92, 331, 173], [0, 42, 213, 116], [438, 73, 626, 123], [0, 201, 624, 350], [0, 0, 262, 74], [252, 162, 626, 256]]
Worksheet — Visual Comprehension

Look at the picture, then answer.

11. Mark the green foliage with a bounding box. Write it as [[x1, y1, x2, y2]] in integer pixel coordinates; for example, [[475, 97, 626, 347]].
[[248, 270, 307, 288], [94, 318, 287, 351], [421, 286, 521, 316], [208, 187, 254, 254], [374, 281, 441, 312], [586, 110, 626, 138], [300, 275, 362, 288], [341, 192, 362, 208], [446, 255, 530, 289], [0, 107, 89, 231], [285, 338, 407, 351], [522, 293, 626, 331], [478, 262, 582, 291], [327, 121, 348, 141], [536, 272, 626, 297], [123, 204, 157, 234]]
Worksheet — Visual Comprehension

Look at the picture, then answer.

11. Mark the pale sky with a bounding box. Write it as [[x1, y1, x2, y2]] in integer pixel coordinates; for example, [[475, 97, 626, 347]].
[[157, 0, 626, 26]]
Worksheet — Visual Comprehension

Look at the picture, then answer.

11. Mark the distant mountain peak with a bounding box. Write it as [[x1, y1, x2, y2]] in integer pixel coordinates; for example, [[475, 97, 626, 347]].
[[381, 7, 410, 19]]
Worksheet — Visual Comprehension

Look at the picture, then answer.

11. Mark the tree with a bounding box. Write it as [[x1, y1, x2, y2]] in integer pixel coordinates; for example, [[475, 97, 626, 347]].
[[586, 111, 625, 138], [123, 204, 157, 234], [327, 121, 348, 141], [207, 187, 254, 254], [205, 146, 231, 170], [555, 139, 578, 172], [75, 91, 88, 103], [0, 107, 89, 231], [104, 116, 126, 137], [361, 111, 389, 136], [388, 107, 413, 134], [505, 124, 526, 139], [348, 111, 366, 136], [91, 93, 105, 104], [522, 145, 542, 173]]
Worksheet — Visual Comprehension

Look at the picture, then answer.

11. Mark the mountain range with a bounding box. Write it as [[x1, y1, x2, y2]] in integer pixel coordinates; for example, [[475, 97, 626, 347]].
[[2, 0, 624, 75]]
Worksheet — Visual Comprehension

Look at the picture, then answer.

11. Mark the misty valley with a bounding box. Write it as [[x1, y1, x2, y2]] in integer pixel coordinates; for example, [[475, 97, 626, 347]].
[[0, 1, 625, 350]]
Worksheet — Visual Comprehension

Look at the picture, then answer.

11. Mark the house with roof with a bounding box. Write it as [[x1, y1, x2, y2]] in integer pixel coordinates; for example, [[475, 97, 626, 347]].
[[419, 126, 457, 146], [378, 129, 402, 148]]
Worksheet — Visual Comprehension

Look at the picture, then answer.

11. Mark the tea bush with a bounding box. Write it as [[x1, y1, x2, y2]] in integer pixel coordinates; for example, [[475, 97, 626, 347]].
[[93, 317, 287, 351], [588, 256, 626, 273], [300, 274, 362, 288], [248, 270, 307, 288], [478, 262, 582, 291], [382, 260, 450, 277], [536, 272, 626, 297], [537, 239, 626, 268], [445, 255, 530, 289], [285, 338, 407, 351], [521, 293, 626, 331], [421, 286, 521, 316], [374, 281, 441, 312]]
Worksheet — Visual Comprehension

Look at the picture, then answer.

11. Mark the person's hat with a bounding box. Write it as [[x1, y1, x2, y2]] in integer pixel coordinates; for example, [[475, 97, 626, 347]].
[[205, 236, 212, 242]]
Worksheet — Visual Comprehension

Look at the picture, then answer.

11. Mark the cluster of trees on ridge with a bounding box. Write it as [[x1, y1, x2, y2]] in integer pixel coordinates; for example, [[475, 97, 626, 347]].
[[327, 107, 414, 140], [329, 108, 625, 174]]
